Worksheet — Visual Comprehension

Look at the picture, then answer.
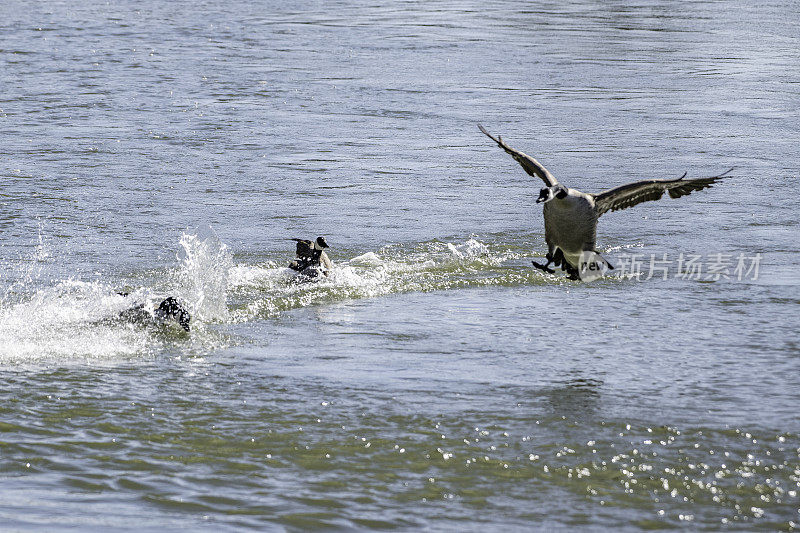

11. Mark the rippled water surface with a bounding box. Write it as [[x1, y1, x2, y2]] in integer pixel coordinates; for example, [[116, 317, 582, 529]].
[[1, 0, 799, 530]]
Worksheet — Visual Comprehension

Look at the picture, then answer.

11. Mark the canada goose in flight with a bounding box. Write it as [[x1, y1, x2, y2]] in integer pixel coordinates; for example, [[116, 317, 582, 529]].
[[288, 236, 334, 278], [478, 125, 733, 279]]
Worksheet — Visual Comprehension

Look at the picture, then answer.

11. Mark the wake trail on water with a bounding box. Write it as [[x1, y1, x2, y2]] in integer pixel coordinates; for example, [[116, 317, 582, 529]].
[[227, 237, 551, 321], [0, 227, 581, 360]]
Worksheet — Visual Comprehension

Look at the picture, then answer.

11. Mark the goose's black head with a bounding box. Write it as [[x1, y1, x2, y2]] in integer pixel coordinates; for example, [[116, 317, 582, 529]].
[[537, 185, 568, 204], [314, 236, 329, 250]]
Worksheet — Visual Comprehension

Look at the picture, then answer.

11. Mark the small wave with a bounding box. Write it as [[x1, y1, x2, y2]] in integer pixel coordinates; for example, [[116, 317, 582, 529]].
[[349, 252, 382, 266], [446, 238, 490, 259]]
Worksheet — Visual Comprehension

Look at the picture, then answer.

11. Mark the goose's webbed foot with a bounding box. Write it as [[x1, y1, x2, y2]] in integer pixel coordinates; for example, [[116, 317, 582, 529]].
[[565, 264, 581, 281], [532, 260, 555, 274]]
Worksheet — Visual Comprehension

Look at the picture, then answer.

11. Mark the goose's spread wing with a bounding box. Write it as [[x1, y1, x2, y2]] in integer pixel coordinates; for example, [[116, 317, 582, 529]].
[[592, 168, 733, 216], [478, 124, 558, 186]]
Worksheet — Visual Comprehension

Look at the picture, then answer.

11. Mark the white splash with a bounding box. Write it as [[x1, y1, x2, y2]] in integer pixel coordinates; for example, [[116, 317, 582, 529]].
[[0, 224, 50, 306], [0, 281, 154, 361], [0, 226, 233, 362], [447, 238, 490, 260], [173, 225, 232, 323]]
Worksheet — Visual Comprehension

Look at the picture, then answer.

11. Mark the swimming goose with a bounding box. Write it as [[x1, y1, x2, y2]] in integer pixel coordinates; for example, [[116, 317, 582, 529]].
[[478, 125, 733, 279], [288, 236, 333, 277]]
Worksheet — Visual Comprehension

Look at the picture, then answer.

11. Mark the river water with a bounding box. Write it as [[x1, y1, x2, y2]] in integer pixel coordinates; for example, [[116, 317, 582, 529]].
[[1, 0, 799, 530]]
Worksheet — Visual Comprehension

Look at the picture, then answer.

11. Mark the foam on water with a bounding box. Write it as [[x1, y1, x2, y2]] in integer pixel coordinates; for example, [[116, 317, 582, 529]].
[[0, 229, 621, 360], [0, 282, 155, 361], [228, 237, 539, 321], [0, 227, 233, 362]]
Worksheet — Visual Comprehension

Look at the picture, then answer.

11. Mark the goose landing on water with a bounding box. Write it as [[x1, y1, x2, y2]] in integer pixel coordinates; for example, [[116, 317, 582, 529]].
[[478, 125, 733, 280]]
